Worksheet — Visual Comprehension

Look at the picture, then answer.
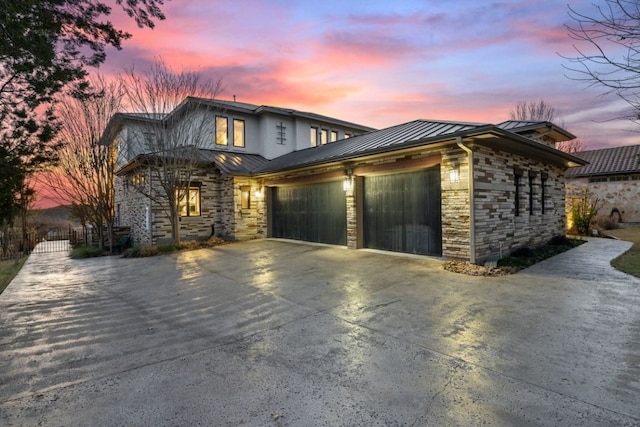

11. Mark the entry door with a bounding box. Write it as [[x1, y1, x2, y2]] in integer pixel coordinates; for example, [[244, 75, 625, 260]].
[[363, 166, 442, 255], [271, 181, 347, 245]]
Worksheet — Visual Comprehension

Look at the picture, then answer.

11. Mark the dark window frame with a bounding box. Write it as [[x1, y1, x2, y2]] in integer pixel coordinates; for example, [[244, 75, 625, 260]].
[[514, 167, 524, 217], [540, 172, 548, 215], [177, 183, 202, 217], [528, 171, 536, 216]]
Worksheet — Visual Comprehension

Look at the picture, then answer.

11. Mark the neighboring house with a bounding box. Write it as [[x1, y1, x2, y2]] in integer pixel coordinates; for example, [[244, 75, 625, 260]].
[[107, 98, 587, 264], [566, 144, 640, 224]]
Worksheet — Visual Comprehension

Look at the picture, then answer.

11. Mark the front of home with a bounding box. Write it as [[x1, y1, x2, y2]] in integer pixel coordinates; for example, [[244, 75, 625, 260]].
[[107, 98, 586, 265]]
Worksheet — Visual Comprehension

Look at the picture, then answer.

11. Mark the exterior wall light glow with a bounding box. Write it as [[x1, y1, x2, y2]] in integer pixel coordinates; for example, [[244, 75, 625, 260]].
[[254, 188, 263, 199], [343, 168, 354, 192], [449, 167, 460, 183]]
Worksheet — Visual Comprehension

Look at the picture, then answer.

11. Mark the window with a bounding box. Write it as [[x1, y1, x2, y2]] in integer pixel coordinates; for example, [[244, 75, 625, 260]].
[[240, 185, 251, 209], [310, 126, 318, 147], [540, 173, 548, 215], [216, 116, 228, 145], [330, 130, 338, 142], [344, 133, 351, 139], [528, 171, 535, 215], [177, 186, 201, 217], [320, 129, 328, 145], [233, 119, 245, 147], [514, 168, 523, 217]]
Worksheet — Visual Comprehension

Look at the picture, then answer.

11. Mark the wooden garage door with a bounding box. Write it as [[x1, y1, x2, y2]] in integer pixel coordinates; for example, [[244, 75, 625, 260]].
[[363, 166, 442, 256], [271, 181, 347, 245]]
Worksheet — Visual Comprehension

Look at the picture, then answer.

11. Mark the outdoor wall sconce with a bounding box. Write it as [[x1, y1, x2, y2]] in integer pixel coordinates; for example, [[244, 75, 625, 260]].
[[343, 168, 353, 192], [254, 187, 263, 199], [449, 167, 460, 183]]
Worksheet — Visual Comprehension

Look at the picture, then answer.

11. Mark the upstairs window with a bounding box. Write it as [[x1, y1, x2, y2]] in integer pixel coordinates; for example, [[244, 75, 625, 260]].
[[330, 130, 338, 142], [233, 119, 245, 147], [320, 129, 328, 145], [310, 126, 318, 147], [344, 133, 352, 139], [216, 116, 228, 145]]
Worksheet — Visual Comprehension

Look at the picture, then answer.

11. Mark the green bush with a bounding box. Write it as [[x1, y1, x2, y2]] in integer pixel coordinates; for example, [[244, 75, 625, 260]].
[[570, 189, 603, 235], [70, 246, 106, 259]]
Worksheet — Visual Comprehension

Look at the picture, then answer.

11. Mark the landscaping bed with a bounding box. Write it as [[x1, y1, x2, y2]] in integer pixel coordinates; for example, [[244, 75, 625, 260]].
[[444, 236, 586, 276]]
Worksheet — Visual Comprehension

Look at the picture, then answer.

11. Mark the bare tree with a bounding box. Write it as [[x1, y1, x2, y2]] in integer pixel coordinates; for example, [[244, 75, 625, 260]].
[[556, 138, 587, 153], [120, 59, 223, 245], [509, 99, 587, 153], [564, 0, 640, 119], [40, 75, 124, 251], [510, 100, 557, 122]]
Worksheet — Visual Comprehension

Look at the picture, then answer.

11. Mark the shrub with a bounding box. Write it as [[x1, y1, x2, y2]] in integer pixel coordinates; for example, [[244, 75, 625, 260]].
[[70, 246, 105, 259], [595, 215, 620, 230], [570, 189, 603, 235]]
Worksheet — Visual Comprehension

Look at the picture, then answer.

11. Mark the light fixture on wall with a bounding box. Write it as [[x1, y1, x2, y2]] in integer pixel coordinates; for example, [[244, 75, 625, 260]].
[[254, 187, 263, 199], [449, 166, 460, 183], [343, 168, 353, 192]]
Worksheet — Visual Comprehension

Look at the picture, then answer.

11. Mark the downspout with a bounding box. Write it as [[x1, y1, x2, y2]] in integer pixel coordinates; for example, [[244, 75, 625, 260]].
[[456, 136, 476, 264]]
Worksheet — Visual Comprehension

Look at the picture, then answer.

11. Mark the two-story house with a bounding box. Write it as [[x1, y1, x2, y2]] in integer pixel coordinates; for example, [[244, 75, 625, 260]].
[[107, 98, 375, 245], [107, 98, 587, 265]]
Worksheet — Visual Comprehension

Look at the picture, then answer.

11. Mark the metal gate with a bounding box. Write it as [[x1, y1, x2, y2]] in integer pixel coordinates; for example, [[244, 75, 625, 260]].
[[0, 229, 84, 261], [271, 181, 347, 245], [363, 166, 442, 256]]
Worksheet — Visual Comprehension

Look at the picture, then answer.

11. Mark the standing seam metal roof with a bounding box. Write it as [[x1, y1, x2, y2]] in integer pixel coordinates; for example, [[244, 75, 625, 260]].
[[566, 144, 640, 177], [254, 119, 487, 173]]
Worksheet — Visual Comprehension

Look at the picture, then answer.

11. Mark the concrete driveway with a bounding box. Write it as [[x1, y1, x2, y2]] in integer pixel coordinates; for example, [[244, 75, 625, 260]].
[[1, 238, 639, 426]]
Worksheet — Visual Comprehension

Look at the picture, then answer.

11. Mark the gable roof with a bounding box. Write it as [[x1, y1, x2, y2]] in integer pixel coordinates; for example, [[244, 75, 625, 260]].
[[566, 144, 640, 178]]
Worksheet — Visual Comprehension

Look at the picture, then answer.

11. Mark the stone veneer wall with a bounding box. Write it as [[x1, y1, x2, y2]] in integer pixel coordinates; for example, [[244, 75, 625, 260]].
[[566, 177, 640, 225], [440, 149, 471, 260], [472, 145, 566, 263], [115, 172, 152, 246], [116, 165, 266, 246], [219, 176, 265, 241], [148, 167, 221, 245]]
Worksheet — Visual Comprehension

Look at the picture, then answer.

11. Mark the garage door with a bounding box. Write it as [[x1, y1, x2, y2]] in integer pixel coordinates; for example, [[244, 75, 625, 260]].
[[271, 181, 346, 245], [363, 166, 442, 256]]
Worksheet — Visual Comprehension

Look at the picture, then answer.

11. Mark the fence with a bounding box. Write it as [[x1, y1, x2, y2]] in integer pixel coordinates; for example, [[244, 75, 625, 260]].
[[0, 226, 130, 261]]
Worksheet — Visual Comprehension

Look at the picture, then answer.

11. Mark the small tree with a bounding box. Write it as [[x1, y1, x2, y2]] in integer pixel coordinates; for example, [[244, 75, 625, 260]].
[[570, 189, 604, 235], [120, 59, 223, 245], [40, 75, 124, 251]]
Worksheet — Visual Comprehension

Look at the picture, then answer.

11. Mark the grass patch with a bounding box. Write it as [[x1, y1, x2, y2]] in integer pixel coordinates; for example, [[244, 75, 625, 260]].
[[607, 226, 640, 278], [497, 236, 585, 271], [0, 257, 27, 295], [70, 245, 106, 259]]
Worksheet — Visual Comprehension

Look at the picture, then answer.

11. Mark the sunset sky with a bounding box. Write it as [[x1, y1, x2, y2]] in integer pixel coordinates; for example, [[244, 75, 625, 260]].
[[92, 0, 639, 151]]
